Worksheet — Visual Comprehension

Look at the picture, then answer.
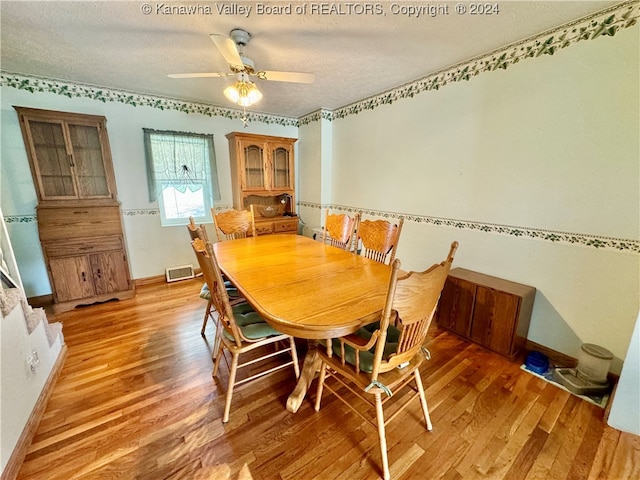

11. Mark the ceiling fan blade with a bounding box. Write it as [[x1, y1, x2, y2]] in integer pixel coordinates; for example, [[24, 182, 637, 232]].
[[167, 72, 233, 78], [258, 71, 315, 83], [210, 34, 243, 68]]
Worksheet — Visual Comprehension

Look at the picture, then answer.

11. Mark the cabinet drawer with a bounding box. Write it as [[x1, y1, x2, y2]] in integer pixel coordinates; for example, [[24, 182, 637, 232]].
[[273, 219, 298, 233], [44, 235, 124, 258], [37, 205, 122, 241], [255, 223, 274, 235]]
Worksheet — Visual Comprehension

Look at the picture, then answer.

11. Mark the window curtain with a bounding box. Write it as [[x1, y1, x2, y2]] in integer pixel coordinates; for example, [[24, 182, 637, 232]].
[[143, 129, 221, 202]]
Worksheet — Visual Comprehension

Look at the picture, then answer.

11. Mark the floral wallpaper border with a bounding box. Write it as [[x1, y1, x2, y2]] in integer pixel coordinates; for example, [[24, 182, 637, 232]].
[[4, 205, 236, 223], [119, 206, 234, 217], [1, 2, 637, 126], [6, 205, 639, 254], [0, 74, 298, 127], [297, 202, 640, 254], [328, 0, 640, 121], [298, 109, 333, 126], [3, 215, 36, 224]]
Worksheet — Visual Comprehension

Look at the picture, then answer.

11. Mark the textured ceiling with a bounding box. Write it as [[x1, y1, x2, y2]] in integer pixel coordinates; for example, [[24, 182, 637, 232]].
[[0, 1, 620, 118]]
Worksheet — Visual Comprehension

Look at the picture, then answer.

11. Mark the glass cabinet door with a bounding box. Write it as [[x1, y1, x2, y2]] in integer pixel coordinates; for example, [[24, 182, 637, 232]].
[[28, 120, 76, 199], [272, 146, 291, 189], [243, 143, 266, 189], [226, 132, 296, 215], [25, 117, 113, 200], [68, 123, 110, 197]]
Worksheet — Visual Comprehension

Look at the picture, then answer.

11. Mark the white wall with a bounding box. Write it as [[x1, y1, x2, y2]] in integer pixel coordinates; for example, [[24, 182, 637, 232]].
[[297, 116, 333, 231], [608, 310, 640, 435], [1, 207, 64, 476], [1, 306, 63, 473], [0, 90, 297, 292], [299, 28, 639, 373]]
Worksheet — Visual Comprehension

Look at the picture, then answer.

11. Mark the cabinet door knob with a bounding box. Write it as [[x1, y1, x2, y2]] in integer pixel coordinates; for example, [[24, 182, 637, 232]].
[[81, 272, 86, 282]]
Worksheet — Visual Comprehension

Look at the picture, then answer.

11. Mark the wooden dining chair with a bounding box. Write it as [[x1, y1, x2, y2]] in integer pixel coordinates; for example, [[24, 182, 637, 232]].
[[314, 241, 458, 480], [212, 206, 256, 242], [187, 217, 244, 336], [355, 217, 404, 265], [322, 209, 360, 251], [191, 237, 300, 423], [187, 216, 209, 241]]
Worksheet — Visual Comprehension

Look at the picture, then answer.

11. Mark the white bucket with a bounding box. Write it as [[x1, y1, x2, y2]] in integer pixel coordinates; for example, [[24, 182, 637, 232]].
[[576, 343, 613, 384]]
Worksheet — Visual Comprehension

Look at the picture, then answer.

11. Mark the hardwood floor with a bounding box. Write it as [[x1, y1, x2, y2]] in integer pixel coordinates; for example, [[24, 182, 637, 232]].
[[16, 279, 639, 479]]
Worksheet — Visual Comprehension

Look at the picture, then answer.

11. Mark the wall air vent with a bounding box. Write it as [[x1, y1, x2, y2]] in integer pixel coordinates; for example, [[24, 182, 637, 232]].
[[165, 265, 195, 283]]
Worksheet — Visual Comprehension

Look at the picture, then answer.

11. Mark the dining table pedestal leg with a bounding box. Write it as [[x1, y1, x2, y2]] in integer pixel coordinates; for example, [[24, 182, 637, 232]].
[[286, 343, 322, 413]]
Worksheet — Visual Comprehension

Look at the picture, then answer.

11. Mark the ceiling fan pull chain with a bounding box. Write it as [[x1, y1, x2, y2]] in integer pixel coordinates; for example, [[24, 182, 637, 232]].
[[241, 106, 249, 128]]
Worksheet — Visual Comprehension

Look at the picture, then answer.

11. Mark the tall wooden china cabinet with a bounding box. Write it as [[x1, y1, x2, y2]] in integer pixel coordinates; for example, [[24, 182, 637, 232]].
[[226, 132, 298, 235], [15, 107, 134, 313]]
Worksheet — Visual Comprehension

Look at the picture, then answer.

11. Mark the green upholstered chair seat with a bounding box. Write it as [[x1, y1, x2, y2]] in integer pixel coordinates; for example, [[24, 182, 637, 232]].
[[225, 280, 242, 299], [199, 281, 241, 301], [232, 303, 255, 316], [223, 311, 284, 341], [331, 321, 401, 373]]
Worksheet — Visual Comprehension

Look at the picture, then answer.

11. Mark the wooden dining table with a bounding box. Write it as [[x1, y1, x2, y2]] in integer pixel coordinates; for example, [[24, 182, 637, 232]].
[[213, 233, 393, 412]]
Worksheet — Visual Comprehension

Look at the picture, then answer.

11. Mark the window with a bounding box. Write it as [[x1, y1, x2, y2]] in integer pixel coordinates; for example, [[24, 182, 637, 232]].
[[143, 129, 220, 226]]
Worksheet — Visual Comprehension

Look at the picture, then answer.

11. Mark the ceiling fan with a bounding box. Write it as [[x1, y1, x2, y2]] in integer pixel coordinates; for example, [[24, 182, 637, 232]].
[[168, 29, 315, 107]]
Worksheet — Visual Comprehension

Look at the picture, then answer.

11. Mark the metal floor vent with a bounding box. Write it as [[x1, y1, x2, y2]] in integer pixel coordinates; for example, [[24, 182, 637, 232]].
[[165, 264, 195, 283]]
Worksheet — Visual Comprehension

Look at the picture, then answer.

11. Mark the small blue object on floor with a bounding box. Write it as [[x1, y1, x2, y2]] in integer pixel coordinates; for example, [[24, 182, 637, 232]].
[[524, 351, 549, 375]]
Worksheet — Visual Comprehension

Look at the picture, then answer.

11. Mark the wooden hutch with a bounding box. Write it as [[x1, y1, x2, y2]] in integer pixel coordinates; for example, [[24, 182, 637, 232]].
[[226, 132, 299, 235], [15, 107, 134, 313]]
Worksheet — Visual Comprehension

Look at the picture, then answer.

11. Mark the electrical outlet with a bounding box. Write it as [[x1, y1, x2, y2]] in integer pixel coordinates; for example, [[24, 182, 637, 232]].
[[27, 350, 40, 374]]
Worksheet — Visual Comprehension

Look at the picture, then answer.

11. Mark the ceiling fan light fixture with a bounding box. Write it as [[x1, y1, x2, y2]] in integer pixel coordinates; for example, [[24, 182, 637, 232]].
[[224, 78, 262, 107], [171, 30, 315, 115]]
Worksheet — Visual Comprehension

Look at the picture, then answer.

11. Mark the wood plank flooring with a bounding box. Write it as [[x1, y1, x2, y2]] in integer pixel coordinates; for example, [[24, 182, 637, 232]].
[[16, 279, 640, 479]]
